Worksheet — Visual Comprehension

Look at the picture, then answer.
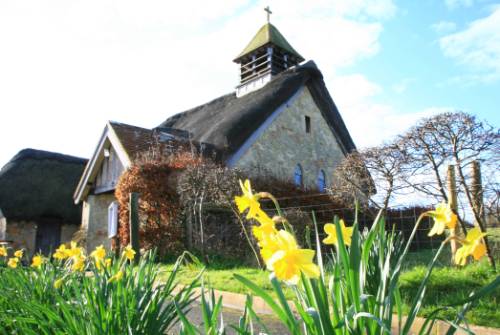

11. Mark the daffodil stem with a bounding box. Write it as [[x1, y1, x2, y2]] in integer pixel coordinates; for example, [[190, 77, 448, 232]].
[[259, 192, 283, 217], [403, 235, 454, 333], [232, 207, 262, 269], [394, 212, 428, 275]]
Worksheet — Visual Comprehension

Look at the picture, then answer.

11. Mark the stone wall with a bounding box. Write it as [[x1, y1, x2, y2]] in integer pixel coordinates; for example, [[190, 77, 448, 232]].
[[5, 221, 78, 256], [81, 193, 116, 251], [0, 213, 6, 240], [234, 86, 346, 190], [61, 224, 79, 244], [6, 221, 37, 255]]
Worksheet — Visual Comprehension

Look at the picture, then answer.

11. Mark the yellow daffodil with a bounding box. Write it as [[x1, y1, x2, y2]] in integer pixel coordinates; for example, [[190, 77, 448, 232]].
[[235, 179, 262, 220], [266, 230, 320, 284], [31, 255, 43, 269], [0, 246, 7, 257], [104, 258, 112, 269], [53, 244, 70, 260], [95, 259, 103, 271], [91, 245, 106, 270], [258, 232, 280, 264], [67, 242, 83, 258], [123, 245, 136, 261], [252, 212, 278, 241], [54, 278, 64, 289], [91, 245, 106, 261], [108, 270, 124, 283], [71, 255, 86, 272], [428, 202, 457, 236], [14, 249, 23, 258], [455, 228, 487, 266], [7, 257, 19, 268], [323, 220, 354, 246]]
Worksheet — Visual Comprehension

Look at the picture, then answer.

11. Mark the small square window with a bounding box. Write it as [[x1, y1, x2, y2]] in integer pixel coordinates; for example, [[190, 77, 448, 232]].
[[305, 116, 311, 133]]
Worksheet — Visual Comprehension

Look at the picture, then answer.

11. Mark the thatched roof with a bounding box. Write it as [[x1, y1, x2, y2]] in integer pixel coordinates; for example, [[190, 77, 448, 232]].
[[159, 61, 356, 160], [0, 149, 87, 223]]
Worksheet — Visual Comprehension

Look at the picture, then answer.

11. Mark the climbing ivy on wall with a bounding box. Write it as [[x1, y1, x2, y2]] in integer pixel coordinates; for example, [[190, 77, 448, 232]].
[[114, 149, 202, 258]]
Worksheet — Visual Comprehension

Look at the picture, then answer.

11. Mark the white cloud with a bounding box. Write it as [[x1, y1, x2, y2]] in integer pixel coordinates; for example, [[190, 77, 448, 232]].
[[329, 75, 446, 148], [444, 0, 475, 10], [431, 21, 457, 34], [392, 77, 416, 94], [0, 0, 396, 166], [440, 7, 500, 84]]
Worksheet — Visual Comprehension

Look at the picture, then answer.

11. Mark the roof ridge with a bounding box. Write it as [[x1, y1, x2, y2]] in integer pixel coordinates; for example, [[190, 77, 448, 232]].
[[7, 148, 87, 165], [108, 120, 151, 131]]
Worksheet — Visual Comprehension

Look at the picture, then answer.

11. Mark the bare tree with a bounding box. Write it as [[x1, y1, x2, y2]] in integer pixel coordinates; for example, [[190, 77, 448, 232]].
[[177, 154, 263, 266], [332, 142, 410, 212], [400, 111, 499, 268]]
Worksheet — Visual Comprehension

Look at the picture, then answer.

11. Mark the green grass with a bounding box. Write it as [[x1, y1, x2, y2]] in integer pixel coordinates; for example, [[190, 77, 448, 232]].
[[399, 259, 499, 328], [160, 249, 500, 329], [159, 262, 279, 298]]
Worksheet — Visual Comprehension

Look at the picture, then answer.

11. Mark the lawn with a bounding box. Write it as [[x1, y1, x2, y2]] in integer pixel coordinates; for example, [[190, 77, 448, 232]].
[[159, 248, 500, 329]]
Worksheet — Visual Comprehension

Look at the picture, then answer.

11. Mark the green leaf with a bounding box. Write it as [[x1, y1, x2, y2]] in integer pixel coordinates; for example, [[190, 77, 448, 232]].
[[234, 274, 300, 334]]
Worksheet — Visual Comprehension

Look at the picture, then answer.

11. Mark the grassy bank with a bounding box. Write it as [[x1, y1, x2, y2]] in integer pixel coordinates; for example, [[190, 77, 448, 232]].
[[160, 250, 500, 328], [399, 260, 499, 328]]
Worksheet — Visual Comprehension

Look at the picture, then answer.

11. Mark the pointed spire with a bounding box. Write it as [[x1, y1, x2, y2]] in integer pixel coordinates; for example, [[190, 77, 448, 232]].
[[233, 23, 304, 62]]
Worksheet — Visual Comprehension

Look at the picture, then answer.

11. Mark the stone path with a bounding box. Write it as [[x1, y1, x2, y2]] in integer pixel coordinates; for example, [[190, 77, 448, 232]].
[[168, 304, 290, 334]]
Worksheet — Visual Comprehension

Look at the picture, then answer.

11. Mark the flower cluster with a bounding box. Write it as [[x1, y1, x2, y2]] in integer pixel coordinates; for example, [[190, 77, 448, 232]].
[[0, 246, 48, 270], [426, 202, 487, 265], [51, 242, 136, 286], [1, 241, 138, 288], [235, 180, 357, 284], [53, 241, 87, 272], [0, 246, 25, 269], [235, 180, 320, 284]]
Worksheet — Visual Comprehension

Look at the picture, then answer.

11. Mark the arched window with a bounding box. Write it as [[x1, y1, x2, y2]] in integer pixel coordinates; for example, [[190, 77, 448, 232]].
[[294, 164, 303, 187], [317, 170, 326, 193]]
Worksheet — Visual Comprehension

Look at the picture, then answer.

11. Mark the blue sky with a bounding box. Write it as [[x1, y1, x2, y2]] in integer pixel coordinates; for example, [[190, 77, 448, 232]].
[[347, 0, 500, 127], [0, 0, 499, 168]]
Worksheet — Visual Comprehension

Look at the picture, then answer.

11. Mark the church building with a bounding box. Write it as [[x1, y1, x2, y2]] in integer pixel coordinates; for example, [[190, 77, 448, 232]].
[[73, 15, 357, 251]]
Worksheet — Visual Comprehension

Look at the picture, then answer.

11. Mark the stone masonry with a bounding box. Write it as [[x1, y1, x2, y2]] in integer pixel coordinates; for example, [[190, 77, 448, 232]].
[[234, 87, 346, 189], [81, 193, 115, 251], [5, 221, 77, 256], [61, 224, 79, 244], [6, 221, 37, 255]]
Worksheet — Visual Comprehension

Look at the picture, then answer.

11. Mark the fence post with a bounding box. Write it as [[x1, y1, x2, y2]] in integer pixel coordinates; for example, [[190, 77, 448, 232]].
[[129, 192, 140, 264], [447, 165, 458, 263], [471, 160, 484, 226], [470, 161, 496, 269], [186, 201, 193, 250]]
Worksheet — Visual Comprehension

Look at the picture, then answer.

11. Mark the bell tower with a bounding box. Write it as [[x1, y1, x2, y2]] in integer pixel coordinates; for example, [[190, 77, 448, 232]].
[[233, 7, 304, 97]]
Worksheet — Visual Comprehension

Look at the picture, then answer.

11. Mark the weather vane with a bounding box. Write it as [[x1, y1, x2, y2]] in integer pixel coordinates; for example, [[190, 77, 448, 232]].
[[264, 6, 272, 23]]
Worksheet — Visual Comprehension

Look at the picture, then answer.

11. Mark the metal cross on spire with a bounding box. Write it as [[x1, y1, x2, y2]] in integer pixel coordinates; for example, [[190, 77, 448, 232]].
[[264, 6, 272, 23]]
